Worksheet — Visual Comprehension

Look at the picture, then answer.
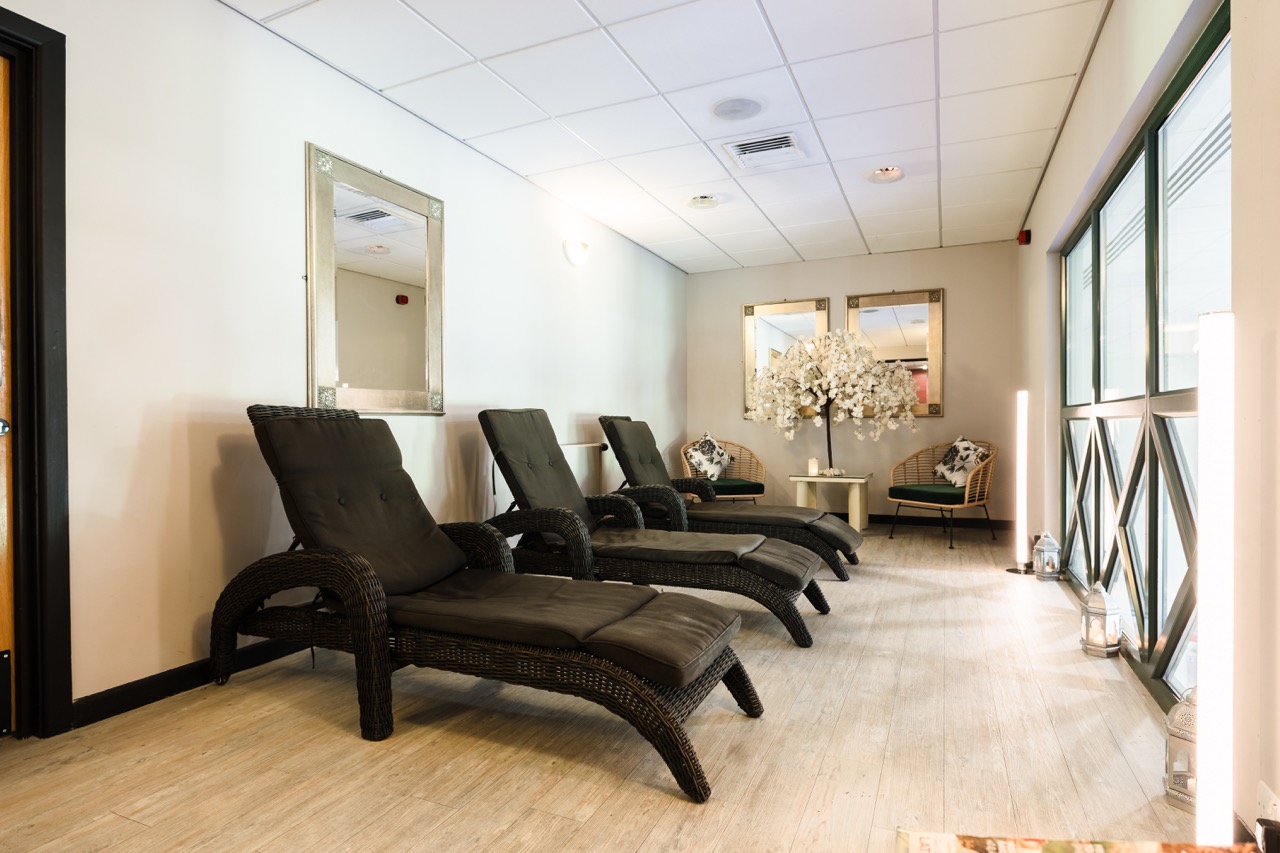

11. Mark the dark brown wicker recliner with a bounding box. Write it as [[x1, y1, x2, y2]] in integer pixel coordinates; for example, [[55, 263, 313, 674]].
[[210, 405, 763, 802], [478, 408, 829, 647], [600, 415, 862, 580]]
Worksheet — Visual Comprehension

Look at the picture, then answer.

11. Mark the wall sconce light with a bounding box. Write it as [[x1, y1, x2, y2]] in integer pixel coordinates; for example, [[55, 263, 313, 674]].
[[1080, 581, 1121, 657], [563, 239, 590, 266]]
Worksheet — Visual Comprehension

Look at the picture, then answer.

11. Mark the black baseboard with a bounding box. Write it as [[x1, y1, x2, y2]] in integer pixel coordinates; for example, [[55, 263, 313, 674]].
[[69, 639, 305, 731], [868, 513, 1013, 531]]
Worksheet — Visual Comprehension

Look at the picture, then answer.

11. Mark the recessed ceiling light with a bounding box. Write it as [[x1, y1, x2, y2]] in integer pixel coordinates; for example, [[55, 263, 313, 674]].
[[687, 194, 720, 210], [712, 97, 763, 120], [869, 166, 905, 184], [365, 244, 391, 254]]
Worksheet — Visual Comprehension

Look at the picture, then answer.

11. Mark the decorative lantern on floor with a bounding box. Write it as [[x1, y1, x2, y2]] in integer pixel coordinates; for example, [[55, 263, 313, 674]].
[[1164, 687, 1196, 812], [1033, 531, 1061, 581], [1080, 581, 1121, 656]]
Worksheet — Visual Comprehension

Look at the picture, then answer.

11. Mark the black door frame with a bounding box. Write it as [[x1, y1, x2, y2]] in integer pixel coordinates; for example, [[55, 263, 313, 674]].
[[0, 8, 70, 738]]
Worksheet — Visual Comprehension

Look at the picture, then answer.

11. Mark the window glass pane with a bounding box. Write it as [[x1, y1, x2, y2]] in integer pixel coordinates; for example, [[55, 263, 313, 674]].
[[1108, 558, 1140, 647], [1100, 156, 1147, 400], [1157, 469, 1191, 631], [1125, 468, 1149, 614], [1165, 613, 1198, 697], [1065, 230, 1095, 405], [1069, 420, 1090, 471], [1159, 39, 1232, 391], [1169, 417, 1199, 506], [1104, 418, 1141, 489], [1067, 527, 1087, 585]]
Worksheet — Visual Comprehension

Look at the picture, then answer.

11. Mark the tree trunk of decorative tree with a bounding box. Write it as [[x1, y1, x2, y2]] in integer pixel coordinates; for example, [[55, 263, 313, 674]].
[[823, 401, 834, 471]]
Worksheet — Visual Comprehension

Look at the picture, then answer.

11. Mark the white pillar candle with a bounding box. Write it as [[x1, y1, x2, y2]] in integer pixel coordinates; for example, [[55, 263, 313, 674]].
[[807, 458, 819, 475]]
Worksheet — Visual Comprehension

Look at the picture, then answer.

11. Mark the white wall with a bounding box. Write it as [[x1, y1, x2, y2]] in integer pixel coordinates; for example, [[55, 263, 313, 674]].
[[686, 243, 1018, 520], [335, 269, 425, 392], [5, 0, 688, 698]]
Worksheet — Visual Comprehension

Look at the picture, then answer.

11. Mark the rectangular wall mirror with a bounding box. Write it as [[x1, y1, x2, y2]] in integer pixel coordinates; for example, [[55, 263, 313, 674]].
[[743, 297, 829, 415], [846, 289, 943, 416], [305, 143, 444, 414]]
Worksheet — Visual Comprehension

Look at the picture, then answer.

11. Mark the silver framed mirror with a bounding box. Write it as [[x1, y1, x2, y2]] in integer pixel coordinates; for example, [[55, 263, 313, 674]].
[[305, 143, 444, 414], [846, 289, 943, 417], [743, 297, 829, 416]]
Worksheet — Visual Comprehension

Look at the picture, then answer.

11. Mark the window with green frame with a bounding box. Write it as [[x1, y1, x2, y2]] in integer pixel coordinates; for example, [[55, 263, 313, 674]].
[[1059, 7, 1229, 711]]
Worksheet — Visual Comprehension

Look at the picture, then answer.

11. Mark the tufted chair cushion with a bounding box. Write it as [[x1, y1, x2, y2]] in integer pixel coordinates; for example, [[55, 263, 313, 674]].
[[602, 418, 675, 489], [478, 408, 596, 529], [255, 416, 468, 595]]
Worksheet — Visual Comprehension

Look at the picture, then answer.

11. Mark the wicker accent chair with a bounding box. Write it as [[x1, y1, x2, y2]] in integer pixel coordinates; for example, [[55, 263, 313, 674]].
[[211, 405, 764, 803], [479, 408, 829, 647], [679, 438, 766, 502], [887, 440, 998, 548], [600, 415, 862, 580]]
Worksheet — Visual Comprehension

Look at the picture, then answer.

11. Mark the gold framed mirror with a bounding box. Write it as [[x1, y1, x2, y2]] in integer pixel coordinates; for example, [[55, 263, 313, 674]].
[[305, 143, 444, 414], [743, 297, 829, 415], [846, 289, 943, 417]]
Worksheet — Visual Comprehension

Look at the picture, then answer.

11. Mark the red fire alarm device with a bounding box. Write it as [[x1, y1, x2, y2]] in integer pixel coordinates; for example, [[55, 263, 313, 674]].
[[1017, 229, 1031, 245], [395, 294, 409, 305]]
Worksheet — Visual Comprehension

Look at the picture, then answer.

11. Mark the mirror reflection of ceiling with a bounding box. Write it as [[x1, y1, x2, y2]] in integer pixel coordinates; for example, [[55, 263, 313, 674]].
[[857, 304, 930, 349], [334, 182, 428, 287], [226, 0, 1105, 272], [757, 312, 814, 343]]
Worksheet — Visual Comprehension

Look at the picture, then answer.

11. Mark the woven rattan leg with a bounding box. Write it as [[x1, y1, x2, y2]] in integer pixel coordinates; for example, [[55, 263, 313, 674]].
[[803, 579, 830, 615], [720, 655, 763, 718]]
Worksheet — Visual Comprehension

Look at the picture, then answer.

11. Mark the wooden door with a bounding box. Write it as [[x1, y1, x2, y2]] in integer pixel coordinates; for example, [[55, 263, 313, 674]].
[[0, 55, 13, 736]]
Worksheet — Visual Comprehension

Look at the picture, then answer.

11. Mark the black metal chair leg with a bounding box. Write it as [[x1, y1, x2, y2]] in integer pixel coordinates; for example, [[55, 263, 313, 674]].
[[983, 505, 996, 540], [948, 510, 955, 549], [889, 503, 902, 539]]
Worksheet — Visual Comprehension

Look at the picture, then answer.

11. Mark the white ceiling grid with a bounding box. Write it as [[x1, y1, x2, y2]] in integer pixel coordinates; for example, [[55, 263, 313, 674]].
[[228, 0, 1105, 272]]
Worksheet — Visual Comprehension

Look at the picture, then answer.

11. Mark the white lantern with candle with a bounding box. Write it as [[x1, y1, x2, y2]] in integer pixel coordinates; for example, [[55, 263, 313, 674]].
[[807, 457, 819, 476], [1080, 581, 1121, 657]]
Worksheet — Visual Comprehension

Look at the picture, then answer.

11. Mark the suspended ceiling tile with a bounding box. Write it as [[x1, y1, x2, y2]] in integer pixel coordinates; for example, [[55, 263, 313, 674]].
[[267, 0, 472, 89], [939, 0, 1097, 33], [558, 97, 697, 158], [664, 67, 809, 140], [575, 190, 675, 223], [468, 120, 602, 175], [730, 246, 803, 267], [940, 129, 1054, 178], [942, 221, 1022, 246], [711, 229, 793, 253], [528, 161, 640, 202], [609, 215, 701, 244], [613, 144, 730, 190], [941, 168, 1039, 208], [833, 147, 938, 189], [609, 0, 783, 92], [864, 230, 941, 253], [759, 195, 853, 228], [846, 180, 939, 217], [760, 0, 934, 63], [384, 63, 546, 140], [737, 163, 844, 206], [795, 237, 870, 260], [941, 199, 1027, 229], [648, 235, 725, 261], [222, 0, 306, 20], [792, 37, 935, 119], [857, 207, 939, 237], [939, 2, 1101, 97], [777, 218, 861, 245], [402, 0, 596, 59], [650, 178, 744, 213], [581, 0, 689, 25], [681, 204, 773, 236], [678, 254, 742, 273], [485, 30, 655, 116], [940, 76, 1075, 144], [816, 102, 937, 161]]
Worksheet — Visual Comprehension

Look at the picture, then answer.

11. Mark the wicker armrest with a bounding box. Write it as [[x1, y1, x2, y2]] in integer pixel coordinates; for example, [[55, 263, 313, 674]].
[[210, 547, 388, 680], [586, 493, 645, 529], [485, 507, 594, 580], [671, 477, 717, 502], [440, 522, 515, 574], [616, 484, 689, 531]]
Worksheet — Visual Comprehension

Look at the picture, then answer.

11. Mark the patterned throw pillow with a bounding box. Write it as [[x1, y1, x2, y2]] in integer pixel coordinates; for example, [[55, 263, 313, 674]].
[[933, 436, 990, 487], [685, 433, 733, 480]]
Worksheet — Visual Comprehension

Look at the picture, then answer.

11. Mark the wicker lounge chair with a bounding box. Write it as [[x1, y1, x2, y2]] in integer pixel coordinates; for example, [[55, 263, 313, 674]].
[[678, 437, 766, 502], [600, 416, 863, 581], [210, 405, 763, 802], [478, 408, 828, 647], [888, 440, 999, 548]]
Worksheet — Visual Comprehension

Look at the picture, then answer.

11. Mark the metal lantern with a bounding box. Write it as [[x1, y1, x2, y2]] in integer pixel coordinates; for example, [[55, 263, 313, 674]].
[[1080, 581, 1121, 656], [1164, 687, 1197, 812], [1033, 531, 1061, 581]]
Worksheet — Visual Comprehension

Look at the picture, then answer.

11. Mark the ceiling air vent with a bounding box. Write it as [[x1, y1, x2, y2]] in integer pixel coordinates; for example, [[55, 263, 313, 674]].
[[723, 133, 804, 169], [340, 206, 421, 233]]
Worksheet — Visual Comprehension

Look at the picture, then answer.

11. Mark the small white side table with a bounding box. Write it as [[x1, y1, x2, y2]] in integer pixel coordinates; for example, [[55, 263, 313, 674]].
[[789, 473, 873, 531]]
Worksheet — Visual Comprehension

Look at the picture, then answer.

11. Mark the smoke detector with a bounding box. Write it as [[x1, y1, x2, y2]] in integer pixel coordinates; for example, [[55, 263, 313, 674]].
[[686, 194, 720, 210]]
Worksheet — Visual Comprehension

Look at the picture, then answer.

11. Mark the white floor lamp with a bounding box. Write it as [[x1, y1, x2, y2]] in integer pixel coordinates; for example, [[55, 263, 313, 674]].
[[1008, 389, 1031, 573]]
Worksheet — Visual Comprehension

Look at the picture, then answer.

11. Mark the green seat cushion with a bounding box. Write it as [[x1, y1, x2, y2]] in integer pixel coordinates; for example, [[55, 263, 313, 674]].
[[709, 478, 764, 497], [889, 483, 967, 506]]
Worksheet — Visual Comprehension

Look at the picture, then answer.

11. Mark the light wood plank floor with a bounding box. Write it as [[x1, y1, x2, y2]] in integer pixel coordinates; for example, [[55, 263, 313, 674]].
[[0, 527, 1193, 852]]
